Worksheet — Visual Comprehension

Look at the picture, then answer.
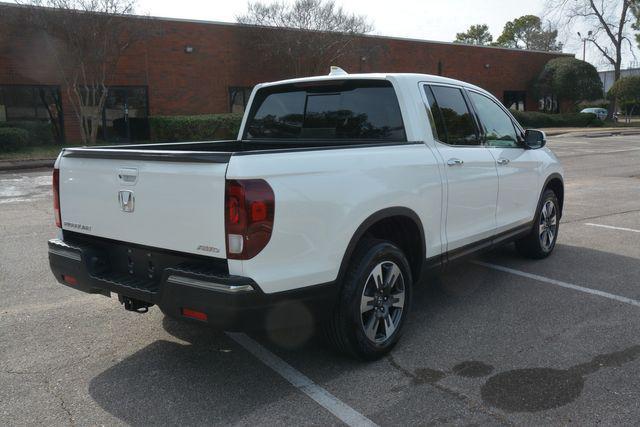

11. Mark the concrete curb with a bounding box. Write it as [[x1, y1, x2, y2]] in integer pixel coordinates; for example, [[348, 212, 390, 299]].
[[544, 128, 640, 138], [0, 159, 55, 172]]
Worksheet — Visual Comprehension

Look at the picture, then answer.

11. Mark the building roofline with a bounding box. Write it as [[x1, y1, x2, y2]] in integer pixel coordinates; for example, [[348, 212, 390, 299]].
[[0, 1, 575, 57], [150, 15, 575, 56]]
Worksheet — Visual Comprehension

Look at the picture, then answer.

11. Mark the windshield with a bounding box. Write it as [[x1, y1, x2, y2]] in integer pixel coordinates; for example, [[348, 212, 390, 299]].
[[243, 79, 406, 143]]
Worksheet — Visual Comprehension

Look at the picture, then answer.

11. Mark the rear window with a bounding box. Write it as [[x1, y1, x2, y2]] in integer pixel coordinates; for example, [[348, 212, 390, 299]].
[[243, 80, 406, 142]]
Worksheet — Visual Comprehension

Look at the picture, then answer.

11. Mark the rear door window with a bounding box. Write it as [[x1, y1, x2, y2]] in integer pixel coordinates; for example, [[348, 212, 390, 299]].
[[424, 85, 480, 146], [244, 80, 406, 142]]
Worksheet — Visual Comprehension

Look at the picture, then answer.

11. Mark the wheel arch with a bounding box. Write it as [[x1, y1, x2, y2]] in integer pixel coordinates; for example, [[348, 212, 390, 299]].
[[336, 207, 426, 285], [542, 173, 564, 219]]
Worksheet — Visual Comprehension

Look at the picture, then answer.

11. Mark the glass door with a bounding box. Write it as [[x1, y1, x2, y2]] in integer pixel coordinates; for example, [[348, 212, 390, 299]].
[[102, 87, 149, 143]]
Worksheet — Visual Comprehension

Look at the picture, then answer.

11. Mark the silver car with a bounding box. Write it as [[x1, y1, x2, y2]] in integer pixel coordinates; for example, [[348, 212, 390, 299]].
[[581, 107, 608, 120]]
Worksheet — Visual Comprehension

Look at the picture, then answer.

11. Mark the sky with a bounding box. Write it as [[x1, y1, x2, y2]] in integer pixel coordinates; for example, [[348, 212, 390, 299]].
[[136, 0, 637, 71]]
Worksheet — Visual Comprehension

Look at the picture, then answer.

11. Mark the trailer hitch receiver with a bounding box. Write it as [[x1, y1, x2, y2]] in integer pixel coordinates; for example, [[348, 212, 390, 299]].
[[118, 295, 153, 313]]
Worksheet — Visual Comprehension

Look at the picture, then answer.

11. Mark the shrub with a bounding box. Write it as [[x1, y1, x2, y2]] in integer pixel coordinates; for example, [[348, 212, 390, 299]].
[[0, 120, 54, 145], [534, 58, 603, 107], [149, 113, 243, 142], [511, 111, 602, 128], [0, 127, 30, 152]]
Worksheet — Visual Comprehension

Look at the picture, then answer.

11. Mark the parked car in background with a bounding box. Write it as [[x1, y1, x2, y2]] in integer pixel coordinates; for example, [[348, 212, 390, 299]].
[[580, 107, 608, 121], [48, 70, 564, 360]]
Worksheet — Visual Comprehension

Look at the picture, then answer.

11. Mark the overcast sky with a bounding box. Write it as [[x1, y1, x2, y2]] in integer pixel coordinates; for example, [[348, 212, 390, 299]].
[[136, 0, 636, 70]]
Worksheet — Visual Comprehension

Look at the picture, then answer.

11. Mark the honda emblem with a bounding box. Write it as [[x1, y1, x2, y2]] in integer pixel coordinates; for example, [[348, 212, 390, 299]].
[[118, 190, 135, 213]]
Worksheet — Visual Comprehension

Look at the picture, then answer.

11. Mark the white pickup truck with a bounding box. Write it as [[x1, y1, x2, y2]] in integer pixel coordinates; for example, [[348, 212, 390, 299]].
[[48, 71, 564, 359]]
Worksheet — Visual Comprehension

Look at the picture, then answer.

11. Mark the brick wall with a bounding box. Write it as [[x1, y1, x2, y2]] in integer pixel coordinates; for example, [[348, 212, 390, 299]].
[[0, 10, 571, 143]]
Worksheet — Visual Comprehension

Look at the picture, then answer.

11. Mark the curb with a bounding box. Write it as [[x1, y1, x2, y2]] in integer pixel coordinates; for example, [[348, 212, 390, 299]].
[[545, 129, 640, 138], [0, 159, 55, 172], [582, 130, 640, 138]]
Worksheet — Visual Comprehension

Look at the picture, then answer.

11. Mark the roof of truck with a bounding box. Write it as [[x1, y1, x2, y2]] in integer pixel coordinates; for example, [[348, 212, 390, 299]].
[[257, 72, 489, 95]]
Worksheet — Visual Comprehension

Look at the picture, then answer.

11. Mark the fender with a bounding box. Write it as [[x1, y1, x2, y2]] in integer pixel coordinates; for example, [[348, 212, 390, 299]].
[[335, 207, 426, 285], [539, 172, 564, 219]]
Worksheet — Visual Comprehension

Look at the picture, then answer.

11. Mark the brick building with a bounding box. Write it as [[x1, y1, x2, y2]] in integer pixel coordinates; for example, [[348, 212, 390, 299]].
[[0, 5, 572, 143]]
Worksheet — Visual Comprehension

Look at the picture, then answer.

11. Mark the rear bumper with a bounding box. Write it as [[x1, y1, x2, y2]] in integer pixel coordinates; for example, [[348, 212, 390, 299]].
[[48, 237, 338, 331]]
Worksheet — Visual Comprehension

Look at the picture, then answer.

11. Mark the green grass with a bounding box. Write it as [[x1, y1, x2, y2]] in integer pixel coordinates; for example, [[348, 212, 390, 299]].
[[0, 140, 121, 161], [0, 144, 67, 161]]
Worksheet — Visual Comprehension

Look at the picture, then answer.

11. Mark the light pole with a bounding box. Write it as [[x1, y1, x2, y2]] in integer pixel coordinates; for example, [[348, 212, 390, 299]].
[[577, 31, 593, 61]]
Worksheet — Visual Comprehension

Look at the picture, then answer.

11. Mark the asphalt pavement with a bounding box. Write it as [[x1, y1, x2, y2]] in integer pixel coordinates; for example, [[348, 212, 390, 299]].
[[1, 133, 640, 425]]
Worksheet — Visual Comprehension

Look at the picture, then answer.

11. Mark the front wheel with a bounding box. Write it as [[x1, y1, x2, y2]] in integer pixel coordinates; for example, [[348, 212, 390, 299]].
[[323, 239, 412, 360], [516, 189, 560, 259]]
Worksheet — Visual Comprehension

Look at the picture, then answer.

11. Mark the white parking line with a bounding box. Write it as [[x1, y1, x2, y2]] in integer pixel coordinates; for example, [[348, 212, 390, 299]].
[[474, 261, 640, 308], [226, 332, 378, 427], [585, 223, 640, 234]]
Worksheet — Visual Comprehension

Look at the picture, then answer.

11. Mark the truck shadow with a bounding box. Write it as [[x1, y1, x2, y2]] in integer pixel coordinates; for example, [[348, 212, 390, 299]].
[[87, 320, 323, 425], [87, 243, 640, 422]]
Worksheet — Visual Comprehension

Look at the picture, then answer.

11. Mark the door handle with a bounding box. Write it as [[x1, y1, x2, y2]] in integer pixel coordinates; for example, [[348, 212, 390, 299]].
[[497, 158, 510, 166], [447, 158, 464, 167]]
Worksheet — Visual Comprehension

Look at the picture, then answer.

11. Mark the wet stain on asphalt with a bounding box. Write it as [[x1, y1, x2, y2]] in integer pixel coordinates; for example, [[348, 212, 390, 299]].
[[387, 355, 491, 386], [388, 345, 640, 413], [451, 361, 494, 378], [481, 345, 640, 412], [481, 368, 584, 412], [413, 368, 446, 384]]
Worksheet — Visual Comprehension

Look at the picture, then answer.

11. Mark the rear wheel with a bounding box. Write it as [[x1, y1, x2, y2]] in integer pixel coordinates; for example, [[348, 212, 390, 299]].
[[516, 189, 560, 259], [324, 239, 412, 360]]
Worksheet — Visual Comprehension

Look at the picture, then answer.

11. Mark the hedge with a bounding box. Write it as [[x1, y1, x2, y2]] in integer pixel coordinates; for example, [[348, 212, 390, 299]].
[[149, 113, 243, 142], [0, 120, 54, 145], [0, 127, 30, 152], [511, 111, 603, 128]]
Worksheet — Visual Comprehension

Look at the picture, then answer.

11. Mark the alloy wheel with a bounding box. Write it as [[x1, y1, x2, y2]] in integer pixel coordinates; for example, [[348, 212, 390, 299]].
[[539, 200, 557, 251], [359, 261, 406, 344]]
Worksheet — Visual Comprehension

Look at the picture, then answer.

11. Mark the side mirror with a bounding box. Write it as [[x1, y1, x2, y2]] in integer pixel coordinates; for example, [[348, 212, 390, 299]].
[[524, 129, 546, 149]]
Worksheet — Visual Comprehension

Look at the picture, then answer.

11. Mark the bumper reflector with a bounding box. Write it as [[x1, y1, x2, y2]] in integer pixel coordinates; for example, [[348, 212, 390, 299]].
[[62, 275, 78, 285], [181, 308, 208, 321]]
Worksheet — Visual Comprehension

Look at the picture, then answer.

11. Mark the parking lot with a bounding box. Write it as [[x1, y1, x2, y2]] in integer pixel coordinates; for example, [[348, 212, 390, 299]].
[[1, 132, 640, 426]]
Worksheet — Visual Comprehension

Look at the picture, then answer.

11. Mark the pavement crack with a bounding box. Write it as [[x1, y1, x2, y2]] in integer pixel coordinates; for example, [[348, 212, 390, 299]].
[[4, 369, 75, 426], [43, 375, 76, 427], [386, 355, 514, 426], [562, 208, 640, 225]]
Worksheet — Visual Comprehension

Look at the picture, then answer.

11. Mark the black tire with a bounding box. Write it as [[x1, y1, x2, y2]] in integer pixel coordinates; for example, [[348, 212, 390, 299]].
[[323, 239, 413, 360], [516, 189, 560, 259]]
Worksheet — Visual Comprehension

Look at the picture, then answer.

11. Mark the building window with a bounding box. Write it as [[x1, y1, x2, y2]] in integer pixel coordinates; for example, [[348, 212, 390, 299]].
[[503, 91, 526, 111], [101, 86, 149, 143], [0, 85, 64, 142], [229, 86, 252, 113]]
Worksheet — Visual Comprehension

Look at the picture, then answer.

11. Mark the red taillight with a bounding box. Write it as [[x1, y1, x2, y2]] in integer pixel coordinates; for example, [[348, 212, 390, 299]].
[[53, 167, 61, 228], [62, 275, 77, 285], [181, 308, 208, 321], [225, 179, 275, 260]]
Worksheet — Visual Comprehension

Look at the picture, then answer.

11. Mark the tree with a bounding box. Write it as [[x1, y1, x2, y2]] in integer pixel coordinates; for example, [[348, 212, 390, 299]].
[[535, 57, 603, 111], [496, 15, 563, 51], [608, 75, 640, 120], [454, 24, 493, 45], [237, 0, 373, 77], [15, 1, 153, 144], [545, 0, 635, 118]]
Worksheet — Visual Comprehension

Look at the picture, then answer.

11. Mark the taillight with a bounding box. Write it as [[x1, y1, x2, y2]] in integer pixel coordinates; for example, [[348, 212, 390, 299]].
[[53, 167, 61, 228], [225, 179, 275, 260]]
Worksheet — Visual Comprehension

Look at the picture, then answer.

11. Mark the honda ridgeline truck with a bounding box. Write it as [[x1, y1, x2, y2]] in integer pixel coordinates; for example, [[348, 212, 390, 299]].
[[48, 70, 564, 359]]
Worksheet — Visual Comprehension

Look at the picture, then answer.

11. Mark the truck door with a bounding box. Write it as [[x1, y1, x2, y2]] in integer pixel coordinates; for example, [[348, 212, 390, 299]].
[[466, 90, 542, 232], [422, 84, 499, 255]]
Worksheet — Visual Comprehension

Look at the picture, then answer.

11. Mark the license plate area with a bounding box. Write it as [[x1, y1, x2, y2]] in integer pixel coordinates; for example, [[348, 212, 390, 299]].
[[63, 230, 229, 284]]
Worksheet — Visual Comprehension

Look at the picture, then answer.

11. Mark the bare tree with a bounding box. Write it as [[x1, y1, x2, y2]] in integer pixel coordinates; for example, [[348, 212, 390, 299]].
[[16, 0, 153, 144], [237, 0, 373, 77], [545, 0, 636, 118]]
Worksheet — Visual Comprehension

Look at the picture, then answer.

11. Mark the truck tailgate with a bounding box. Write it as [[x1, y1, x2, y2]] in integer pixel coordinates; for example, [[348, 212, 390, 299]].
[[58, 150, 228, 259]]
